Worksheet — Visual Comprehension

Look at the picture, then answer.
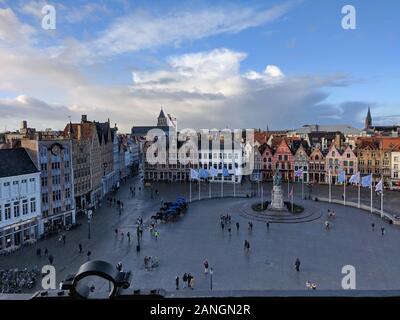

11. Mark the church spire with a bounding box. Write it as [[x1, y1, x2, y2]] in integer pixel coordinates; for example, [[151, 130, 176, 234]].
[[365, 106, 372, 129]]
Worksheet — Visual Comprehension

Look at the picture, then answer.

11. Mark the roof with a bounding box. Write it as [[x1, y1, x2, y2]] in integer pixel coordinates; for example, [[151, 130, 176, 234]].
[[131, 126, 171, 137], [0, 148, 39, 178], [295, 125, 361, 135], [158, 108, 166, 119]]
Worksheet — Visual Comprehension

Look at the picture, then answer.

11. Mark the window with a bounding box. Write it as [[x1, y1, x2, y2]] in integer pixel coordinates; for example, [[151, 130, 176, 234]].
[[13, 201, 20, 218], [22, 200, 28, 215], [30, 198, 36, 213], [5, 204, 11, 220], [41, 177, 48, 187]]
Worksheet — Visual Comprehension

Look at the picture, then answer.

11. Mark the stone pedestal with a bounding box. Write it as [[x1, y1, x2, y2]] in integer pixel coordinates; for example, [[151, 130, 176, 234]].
[[270, 185, 285, 211]]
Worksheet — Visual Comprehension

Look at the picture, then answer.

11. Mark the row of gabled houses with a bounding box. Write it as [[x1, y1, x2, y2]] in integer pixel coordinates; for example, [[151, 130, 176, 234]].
[[253, 134, 400, 188], [0, 116, 140, 250]]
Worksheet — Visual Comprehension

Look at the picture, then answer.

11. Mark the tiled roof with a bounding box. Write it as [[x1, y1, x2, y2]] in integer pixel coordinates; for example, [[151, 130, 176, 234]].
[[0, 148, 39, 178]]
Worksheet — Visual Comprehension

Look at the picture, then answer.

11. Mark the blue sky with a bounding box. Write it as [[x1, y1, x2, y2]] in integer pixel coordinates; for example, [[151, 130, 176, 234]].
[[0, 0, 399, 132]]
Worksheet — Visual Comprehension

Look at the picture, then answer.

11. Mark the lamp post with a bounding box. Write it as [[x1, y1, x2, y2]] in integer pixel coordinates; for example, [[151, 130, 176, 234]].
[[210, 268, 214, 291], [87, 209, 93, 240]]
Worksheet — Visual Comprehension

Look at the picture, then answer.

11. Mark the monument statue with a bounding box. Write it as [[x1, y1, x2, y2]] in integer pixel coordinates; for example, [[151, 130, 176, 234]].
[[270, 168, 285, 211], [273, 168, 282, 187]]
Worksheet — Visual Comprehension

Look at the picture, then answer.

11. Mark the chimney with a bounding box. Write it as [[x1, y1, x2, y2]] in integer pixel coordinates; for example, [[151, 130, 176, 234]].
[[81, 115, 87, 122]]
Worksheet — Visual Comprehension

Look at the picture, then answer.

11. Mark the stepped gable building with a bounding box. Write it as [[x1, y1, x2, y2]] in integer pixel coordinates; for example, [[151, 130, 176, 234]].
[[63, 115, 103, 212], [259, 143, 274, 181], [292, 140, 310, 183], [308, 147, 326, 183]]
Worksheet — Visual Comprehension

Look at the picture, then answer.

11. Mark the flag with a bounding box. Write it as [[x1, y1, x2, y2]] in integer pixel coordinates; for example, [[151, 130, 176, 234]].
[[337, 170, 346, 184], [190, 169, 199, 180], [222, 167, 229, 177], [199, 168, 209, 179], [209, 167, 218, 177], [375, 178, 383, 193], [294, 168, 303, 178], [361, 174, 372, 188], [349, 172, 360, 184]]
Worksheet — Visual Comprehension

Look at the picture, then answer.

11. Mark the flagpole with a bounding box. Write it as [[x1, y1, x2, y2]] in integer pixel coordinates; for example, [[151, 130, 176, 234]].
[[198, 177, 201, 201], [343, 175, 346, 206], [190, 177, 192, 203], [381, 176, 384, 218], [233, 171, 236, 197], [291, 187, 294, 212], [329, 169, 332, 203], [358, 173, 360, 208], [370, 175, 373, 213], [261, 184, 264, 209]]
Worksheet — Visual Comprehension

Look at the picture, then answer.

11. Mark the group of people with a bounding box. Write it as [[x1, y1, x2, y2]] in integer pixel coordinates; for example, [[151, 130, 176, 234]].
[[325, 209, 336, 230], [179, 272, 195, 289]]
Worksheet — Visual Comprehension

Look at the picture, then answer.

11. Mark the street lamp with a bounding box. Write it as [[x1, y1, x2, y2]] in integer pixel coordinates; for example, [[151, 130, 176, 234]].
[[210, 267, 214, 291], [87, 209, 93, 240]]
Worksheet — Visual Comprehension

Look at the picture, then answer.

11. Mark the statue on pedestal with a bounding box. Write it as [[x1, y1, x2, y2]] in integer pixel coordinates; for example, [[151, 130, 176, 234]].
[[270, 168, 285, 211]]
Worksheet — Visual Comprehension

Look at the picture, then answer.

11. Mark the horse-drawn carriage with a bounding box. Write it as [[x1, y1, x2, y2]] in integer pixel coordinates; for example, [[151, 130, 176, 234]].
[[151, 196, 187, 223]]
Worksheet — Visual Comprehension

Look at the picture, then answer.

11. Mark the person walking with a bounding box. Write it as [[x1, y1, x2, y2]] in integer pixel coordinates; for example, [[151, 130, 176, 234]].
[[183, 273, 188, 288], [175, 276, 179, 290], [221, 221, 224, 231], [127, 232, 131, 242], [62, 234, 66, 245], [189, 276, 195, 290], [203, 259, 209, 274], [78, 243, 82, 254], [187, 273, 192, 288], [266, 222, 270, 230], [236, 222, 239, 231], [228, 227, 231, 235], [115, 229, 118, 236], [325, 220, 330, 230], [381, 227, 385, 236], [371, 223, 375, 231], [48, 254, 54, 265], [87, 250, 92, 261], [295, 258, 301, 272]]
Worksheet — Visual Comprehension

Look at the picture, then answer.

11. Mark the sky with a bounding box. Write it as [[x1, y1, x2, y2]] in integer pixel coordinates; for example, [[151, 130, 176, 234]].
[[0, 0, 400, 133]]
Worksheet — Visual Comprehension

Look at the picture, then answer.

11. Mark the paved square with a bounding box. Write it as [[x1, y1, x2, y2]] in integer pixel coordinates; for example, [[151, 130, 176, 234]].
[[1, 177, 400, 294]]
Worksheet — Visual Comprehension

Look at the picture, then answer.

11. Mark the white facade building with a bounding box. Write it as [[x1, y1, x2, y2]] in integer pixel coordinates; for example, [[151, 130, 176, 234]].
[[0, 149, 41, 250], [391, 151, 400, 190]]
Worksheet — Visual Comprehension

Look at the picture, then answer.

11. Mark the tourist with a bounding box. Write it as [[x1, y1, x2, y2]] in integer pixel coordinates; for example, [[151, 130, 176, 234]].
[[371, 223, 375, 231], [236, 222, 240, 231], [189, 276, 195, 289], [295, 258, 301, 272], [187, 273, 192, 288], [203, 259, 209, 274], [266, 222, 270, 230], [183, 273, 188, 288], [127, 232, 131, 242], [78, 243, 82, 253], [175, 276, 180, 290], [381, 227, 385, 236], [248, 222, 253, 231]]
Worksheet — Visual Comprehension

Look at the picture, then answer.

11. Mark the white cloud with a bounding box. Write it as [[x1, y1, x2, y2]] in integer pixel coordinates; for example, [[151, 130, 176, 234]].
[[51, 1, 296, 62], [0, 8, 35, 44]]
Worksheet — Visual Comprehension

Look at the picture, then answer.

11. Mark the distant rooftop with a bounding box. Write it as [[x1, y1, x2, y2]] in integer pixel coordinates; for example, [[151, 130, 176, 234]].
[[294, 124, 361, 135]]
